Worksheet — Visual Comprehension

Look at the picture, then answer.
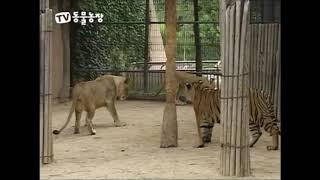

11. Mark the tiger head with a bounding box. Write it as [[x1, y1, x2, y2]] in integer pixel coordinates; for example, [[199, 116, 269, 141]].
[[181, 80, 217, 103]]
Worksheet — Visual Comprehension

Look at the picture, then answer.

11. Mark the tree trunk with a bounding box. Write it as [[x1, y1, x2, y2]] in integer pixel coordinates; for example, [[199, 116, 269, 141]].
[[160, 0, 178, 148]]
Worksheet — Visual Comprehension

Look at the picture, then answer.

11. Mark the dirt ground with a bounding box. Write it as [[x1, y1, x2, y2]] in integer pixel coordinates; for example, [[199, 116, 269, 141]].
[[40, 100, 280, 180]]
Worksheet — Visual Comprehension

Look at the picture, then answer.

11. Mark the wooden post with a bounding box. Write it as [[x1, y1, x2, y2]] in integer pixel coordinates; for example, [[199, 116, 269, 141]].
[[160, 0, 178, 148], [220, 0, 250, 176], [40, 0, 53, 164]]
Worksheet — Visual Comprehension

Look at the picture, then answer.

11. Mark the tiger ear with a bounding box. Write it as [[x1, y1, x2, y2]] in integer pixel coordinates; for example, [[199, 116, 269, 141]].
[[185, 83, 192, 89], [124, 77, 130, 84]]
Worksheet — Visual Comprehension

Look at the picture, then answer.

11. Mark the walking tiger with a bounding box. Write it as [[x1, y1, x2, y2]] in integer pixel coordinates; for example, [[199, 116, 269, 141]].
[[182, 80, 280, 150]]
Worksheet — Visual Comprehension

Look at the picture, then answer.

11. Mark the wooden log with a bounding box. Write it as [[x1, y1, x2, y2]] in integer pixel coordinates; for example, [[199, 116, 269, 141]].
[[221, 5, 231, 175], [241, 1, 250, 176], [263, 24, 268, 91], [262, 24, 268, 92], [236, 0, 249, 175], [41, 8, 53, 164], [230, 0, 241, 175], [252, 24, 258, 90], [257, 24, 263, 90], [40, 0, 48, 164], [258, 25, 263, 90], [250, 24, 255, 89], [240, 22, 249, 176], [42, 12, 49, 164], [255, 24, 260, 90], [269, 24, 276, 101], [219, 0, 226, 174], [226, 4, 236, 175], [275, 25, 281, 119], [262, 25, 267, 92], [270, 24, 276, 97], [40, 16, 44, 164], [48, 29, 53, 163], [247, 24, 254, 87], [45, 10, 53, 164], [249, 24, 252, 88], [266, 24, 273, 95], [271, 24, 277, 114]]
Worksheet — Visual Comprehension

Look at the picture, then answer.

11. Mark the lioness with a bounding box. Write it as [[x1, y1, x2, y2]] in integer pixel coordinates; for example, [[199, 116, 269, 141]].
[[53, 75, 129, 135]]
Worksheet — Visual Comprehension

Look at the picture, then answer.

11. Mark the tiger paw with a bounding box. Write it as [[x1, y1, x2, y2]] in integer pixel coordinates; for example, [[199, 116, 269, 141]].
[[90, 129, 97, 135], [175, 102, 187, 106], [115, 122, 127, 127], [202, 136, 212, 143], [193, 143, 205, 148], [267, 146, 278, 151]]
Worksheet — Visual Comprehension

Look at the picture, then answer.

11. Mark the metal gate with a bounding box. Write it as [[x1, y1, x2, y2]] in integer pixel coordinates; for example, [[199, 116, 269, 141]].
[[248, 0, 281, 120]]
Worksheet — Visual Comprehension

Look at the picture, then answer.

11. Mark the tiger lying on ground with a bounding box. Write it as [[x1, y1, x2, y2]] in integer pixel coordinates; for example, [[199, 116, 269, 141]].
[[182, 80, 280, 150]]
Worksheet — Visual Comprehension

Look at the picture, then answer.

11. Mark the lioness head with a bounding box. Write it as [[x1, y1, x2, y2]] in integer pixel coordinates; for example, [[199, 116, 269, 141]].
[[117, 77, 130, 101]]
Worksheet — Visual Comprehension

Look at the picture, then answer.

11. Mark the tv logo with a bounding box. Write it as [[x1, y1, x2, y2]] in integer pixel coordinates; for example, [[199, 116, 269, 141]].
[[55, 12, 71, 24], [55, 11, 104, 25]]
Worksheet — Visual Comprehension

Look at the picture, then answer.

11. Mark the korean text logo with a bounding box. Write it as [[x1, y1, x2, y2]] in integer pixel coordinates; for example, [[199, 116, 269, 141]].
[[55, 11, 104, 25]]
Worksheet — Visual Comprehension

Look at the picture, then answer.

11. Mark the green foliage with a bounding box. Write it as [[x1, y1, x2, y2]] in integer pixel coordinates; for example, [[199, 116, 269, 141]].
[[72, 0, 220, 82], [155, 0, 220, 62], [72, 0, 146, 82]]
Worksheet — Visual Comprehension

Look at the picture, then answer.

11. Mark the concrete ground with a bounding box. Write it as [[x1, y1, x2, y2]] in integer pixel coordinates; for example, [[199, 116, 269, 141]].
[[40, 100, 280, 179]]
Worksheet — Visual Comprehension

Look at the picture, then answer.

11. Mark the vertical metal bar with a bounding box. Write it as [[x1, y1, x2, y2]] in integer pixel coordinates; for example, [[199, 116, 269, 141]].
[[194, 0, 202, 76], [144, 0, 150, 93]]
